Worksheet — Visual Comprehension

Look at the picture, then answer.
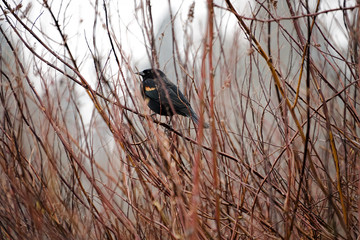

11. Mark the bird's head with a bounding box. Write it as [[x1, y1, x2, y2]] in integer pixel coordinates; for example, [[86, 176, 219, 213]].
[[135, 68, 166, 80]]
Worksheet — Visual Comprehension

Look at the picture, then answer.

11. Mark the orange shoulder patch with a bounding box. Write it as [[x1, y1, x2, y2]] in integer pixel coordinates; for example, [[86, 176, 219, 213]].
[[145, 86, 156, 91]]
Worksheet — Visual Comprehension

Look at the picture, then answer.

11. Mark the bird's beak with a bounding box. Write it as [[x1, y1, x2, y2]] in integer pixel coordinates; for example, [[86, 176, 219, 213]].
[[135, 71, 144, 76]]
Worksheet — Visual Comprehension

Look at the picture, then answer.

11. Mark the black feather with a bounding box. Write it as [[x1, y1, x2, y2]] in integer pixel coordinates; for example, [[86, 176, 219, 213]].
[[137, 69, 208, 128]]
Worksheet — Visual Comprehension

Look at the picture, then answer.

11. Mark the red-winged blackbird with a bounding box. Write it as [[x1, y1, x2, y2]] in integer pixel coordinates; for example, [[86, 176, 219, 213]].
[[136, 68, 208, 127]]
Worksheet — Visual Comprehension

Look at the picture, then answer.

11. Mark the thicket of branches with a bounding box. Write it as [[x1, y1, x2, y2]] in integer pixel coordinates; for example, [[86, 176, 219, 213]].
[[1, 0, 359, 239]]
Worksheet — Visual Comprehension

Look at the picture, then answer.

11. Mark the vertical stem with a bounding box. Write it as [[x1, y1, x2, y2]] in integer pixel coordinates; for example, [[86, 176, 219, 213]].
[[207, 0, 221, 238], [146, 0, 159, 68]]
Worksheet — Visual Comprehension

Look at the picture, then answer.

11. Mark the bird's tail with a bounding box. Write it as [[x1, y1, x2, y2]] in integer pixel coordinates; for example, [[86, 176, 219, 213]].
[[190, 109, 209, 128]]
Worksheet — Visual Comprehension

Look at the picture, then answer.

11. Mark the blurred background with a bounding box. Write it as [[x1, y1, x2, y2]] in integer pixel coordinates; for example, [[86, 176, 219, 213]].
[[1, 0, 359, 239]]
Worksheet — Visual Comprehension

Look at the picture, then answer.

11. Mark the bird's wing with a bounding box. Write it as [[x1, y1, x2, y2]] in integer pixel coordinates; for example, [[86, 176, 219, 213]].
[[163, 81, 192, 109], [143, 77, 195, 115], [142, 79, 160, 101]]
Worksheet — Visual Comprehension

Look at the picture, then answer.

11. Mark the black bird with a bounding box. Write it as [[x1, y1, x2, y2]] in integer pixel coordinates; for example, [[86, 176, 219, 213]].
[[136, 68, 207, 127]]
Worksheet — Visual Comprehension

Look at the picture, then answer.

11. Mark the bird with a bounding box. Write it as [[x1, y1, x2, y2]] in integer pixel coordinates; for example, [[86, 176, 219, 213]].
[[136, 68, 208, 128]]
